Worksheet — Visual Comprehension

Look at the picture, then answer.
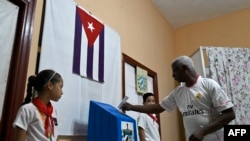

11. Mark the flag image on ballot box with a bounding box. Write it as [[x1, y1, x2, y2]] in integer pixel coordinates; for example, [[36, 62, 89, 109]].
[[73, 6, 105, 82]]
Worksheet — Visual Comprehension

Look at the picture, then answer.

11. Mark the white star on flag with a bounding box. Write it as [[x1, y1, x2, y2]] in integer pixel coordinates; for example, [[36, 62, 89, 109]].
[[88, 22, 95, 32]]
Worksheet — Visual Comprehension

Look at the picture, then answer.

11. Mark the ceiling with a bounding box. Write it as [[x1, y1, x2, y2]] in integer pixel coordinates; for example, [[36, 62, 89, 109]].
[[152, 0, 250, 29]]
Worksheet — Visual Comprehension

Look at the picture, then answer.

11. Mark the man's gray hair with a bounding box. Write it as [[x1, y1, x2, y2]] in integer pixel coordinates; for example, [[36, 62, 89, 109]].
[[172, 55, 195, 67]]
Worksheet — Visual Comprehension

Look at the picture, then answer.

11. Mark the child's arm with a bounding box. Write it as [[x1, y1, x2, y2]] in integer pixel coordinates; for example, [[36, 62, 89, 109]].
[[138, 127, 146, 141], [14, 126, 26, 141]]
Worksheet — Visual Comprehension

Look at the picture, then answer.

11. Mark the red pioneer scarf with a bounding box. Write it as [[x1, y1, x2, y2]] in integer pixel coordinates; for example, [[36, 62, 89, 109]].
[[148, 114, 158, 123], [33, 97, 54, 138]]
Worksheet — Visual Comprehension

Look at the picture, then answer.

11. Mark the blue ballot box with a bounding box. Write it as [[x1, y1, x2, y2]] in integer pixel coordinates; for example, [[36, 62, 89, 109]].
[[87, 100, 138, 141]]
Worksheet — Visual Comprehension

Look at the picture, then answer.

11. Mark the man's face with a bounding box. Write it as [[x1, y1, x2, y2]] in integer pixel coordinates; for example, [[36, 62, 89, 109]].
[[172, 63, 185, 82]]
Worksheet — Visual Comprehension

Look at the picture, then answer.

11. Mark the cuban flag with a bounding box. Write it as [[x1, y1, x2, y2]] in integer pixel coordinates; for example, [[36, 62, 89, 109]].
[[73, 6, 105, 82]]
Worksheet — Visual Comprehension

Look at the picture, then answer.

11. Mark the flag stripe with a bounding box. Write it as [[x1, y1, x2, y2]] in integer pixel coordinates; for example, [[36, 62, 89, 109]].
[[73, 9, 82, 75], [80, 24, 88, 77], [98, 28, 104, 82], [86, 44, 94, 79], [92, 37, 100, 81]]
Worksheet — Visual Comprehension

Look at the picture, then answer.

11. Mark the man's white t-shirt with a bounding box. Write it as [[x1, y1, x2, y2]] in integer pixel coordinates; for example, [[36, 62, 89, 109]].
[[13, 103, 58, 141], [160, 76, 234, 141], [137, 113, 161, 141]]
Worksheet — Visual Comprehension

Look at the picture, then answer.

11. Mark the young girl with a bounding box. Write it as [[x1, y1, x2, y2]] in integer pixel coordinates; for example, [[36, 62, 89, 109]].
[[137, 93, 161, 141], [13, 69, 63, 141]]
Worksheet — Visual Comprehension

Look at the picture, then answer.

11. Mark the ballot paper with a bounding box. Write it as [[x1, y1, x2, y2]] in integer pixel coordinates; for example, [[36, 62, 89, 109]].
[[118, 96, 129, 109]]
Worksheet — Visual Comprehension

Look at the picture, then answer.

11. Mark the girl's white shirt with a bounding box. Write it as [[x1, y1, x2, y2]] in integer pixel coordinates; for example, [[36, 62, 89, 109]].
[[13, 102, 58, 141]]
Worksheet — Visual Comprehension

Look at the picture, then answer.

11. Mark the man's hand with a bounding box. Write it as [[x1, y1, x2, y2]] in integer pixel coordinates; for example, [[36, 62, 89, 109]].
[[189, 127, 205, 141], [121, 102, 133, 112]]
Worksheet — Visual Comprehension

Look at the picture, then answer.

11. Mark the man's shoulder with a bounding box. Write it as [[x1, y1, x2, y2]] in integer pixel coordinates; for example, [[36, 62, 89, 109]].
[[199, 77, 219, 85], [199, 76, 212, 81]]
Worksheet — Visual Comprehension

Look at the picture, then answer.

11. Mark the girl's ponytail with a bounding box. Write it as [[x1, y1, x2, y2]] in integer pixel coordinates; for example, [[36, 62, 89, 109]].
[[22, 75, 36, 105]]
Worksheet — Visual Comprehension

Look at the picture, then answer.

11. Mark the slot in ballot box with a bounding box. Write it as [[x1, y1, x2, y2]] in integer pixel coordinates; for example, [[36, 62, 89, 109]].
[[87, 100, 138, 141]]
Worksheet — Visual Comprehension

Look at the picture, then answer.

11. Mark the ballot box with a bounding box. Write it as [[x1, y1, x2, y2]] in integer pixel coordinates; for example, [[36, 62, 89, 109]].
[[87, 100, 137, 141]]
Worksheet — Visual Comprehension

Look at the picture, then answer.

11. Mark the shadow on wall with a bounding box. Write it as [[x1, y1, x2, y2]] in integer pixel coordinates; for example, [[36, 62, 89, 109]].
[[73, 120, 88, 135], [57, 120, 88, 141]]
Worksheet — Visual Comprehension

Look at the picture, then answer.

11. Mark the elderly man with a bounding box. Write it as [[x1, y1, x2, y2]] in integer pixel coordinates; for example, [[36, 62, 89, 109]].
[[121, 55, 235, 141]]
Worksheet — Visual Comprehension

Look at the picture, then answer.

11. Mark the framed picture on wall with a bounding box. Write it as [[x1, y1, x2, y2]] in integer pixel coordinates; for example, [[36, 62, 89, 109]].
[[136, 66, 148, 94]]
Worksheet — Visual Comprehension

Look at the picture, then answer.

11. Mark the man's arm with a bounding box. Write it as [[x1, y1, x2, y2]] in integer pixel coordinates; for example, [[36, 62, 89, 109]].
[[189, 107, 235, 141], [121, 103, 165, 114]]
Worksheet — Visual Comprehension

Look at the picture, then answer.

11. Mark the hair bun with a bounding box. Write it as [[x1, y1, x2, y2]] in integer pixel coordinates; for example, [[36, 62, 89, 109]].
[[28, 75, 36, 85]]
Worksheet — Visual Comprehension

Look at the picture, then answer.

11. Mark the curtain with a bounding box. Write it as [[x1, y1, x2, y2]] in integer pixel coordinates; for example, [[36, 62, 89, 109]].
[[206, 47, 250, 124], [0, 0, 18, 121]]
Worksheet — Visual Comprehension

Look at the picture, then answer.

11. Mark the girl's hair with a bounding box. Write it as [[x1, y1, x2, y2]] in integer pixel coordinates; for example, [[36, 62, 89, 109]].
[[22, 69, 62, 105], [142, 92, 154, 103]]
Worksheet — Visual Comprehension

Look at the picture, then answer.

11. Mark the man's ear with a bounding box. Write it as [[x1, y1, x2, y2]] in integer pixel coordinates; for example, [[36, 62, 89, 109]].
[[182, 65, 189, 70]]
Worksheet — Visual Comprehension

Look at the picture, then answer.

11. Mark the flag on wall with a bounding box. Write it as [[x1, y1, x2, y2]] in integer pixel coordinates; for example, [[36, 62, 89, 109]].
[[39, 0, 121, 136], [73, 6, 105, 82]]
